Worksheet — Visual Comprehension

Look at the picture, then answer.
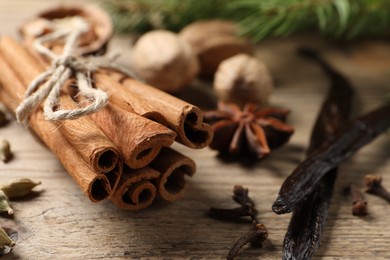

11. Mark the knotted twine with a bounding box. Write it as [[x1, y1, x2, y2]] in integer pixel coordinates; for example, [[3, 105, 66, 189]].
[[16, 16, 139, 123]]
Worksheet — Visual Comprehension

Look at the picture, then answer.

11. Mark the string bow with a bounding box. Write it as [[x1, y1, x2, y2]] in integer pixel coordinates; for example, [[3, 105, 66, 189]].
[[16, 16, 138, 123]]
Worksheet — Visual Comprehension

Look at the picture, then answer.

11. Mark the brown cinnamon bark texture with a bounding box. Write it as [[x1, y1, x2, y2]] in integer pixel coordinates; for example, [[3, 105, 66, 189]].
[[20, 38, 178, 170], [65, 85, 176, 169], [0, 36, 121, 175], [55, 94, 122, 175], [150, 147, 196, 201], [0, 55, 110, 202], [85, 98, 176, 169], [110, 167, 160, 210], [100, 72, 213, 149]]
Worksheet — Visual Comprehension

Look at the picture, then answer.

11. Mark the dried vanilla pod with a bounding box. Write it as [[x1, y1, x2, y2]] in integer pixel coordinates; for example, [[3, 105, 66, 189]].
[[0, 178, 41, 199], [0, 138, 12, 163], [0, 190, 13, 215]]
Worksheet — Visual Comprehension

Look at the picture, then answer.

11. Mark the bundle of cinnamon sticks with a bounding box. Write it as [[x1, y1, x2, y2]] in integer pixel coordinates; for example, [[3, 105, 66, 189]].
[[0, 6, 212, 210]]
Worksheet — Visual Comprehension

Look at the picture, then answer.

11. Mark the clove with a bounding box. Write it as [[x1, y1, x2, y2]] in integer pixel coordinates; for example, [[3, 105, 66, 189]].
[[0, 109, 8, 127], [232, 185, 255, 208], [209, 185, 258, 222], [365, 175, 390, 203], [0, 138, 12, 163], [349, 184, 368, 216], [226, 221, 268, 260], [209, 205, 256, 221]]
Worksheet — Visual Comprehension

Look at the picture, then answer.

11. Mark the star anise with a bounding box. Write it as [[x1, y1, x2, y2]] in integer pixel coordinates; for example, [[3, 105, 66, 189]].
[[203, 102, 294, 158]]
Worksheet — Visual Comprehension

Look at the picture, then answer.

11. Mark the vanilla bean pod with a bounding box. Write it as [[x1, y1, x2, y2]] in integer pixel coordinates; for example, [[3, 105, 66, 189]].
[[273, 102, 390, 214], [282, 48, 353, 259]]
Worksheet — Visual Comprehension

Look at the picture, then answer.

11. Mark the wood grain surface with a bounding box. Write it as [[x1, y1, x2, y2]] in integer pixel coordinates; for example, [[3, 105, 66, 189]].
[[0, 0, 389, 259]]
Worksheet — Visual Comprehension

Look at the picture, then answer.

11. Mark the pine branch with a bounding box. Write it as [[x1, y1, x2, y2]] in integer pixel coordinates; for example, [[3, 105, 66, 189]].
[[102, 0, 231, 33], [102, 0, 390, 41]]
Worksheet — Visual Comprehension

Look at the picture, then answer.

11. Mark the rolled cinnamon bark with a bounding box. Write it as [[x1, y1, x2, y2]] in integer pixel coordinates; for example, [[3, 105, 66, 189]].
[[0, 36, 121, 175], [97, 72, 213, 149], [150, 147, 196, 201], [110, 167, 160, 210], [89, 102, 176, 169], [17, 8, 212, 150], [0, 56, 110, 202], [56, 94, 122, 174], [9, 36, 178, 170]]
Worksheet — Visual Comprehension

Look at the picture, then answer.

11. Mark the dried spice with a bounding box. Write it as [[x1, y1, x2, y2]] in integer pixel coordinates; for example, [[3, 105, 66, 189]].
[[132, 30, 199, 93], [0, 226, 15, 255], [0, 178, 41, 199], [208, 205, 256, 221], [20, 5, 113, 55], [349, 184, 368, 216], [179, 20, 254, 77], [282, 48, 353, 259], [208, 185, 257, 222], [203, 102, 294, 158], [213, 54, 273, 107], [227, 221, 268, 260], [0, 109, 8, 127], [365, 175, 390, 203], [273, 102, 390, 214], [0, 138, 12, 163], [0, 190, 13, 215], [232, 185, 255, 208], [208, 186, 267, 259]]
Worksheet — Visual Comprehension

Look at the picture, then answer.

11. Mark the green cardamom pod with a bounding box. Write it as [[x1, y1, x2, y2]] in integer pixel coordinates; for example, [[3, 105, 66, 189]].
[[0, 226, 15, 248], [0, 178, 41, 199], [0, 190, 13, 215], [0, 139, 12, 162]]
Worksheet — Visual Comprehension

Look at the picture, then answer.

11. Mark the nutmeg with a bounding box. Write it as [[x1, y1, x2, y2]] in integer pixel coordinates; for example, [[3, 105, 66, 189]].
[[131, 30, 199, 93], [179, 20, 253, 77], [213, 54, 273, 107]]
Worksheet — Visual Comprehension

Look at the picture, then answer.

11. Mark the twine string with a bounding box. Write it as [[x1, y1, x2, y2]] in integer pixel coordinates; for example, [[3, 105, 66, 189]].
[[15, 16, 139, 123]]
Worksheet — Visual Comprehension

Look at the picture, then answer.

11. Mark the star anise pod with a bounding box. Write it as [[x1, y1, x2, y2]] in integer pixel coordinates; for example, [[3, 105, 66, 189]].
[[203, 102, 294, 158]]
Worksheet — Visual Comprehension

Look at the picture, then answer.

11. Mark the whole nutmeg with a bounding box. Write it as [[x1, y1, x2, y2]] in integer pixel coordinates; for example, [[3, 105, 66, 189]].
[[214, 54, 273, 107], [180, 20, 253, 77], [131, 30, 199, 93]]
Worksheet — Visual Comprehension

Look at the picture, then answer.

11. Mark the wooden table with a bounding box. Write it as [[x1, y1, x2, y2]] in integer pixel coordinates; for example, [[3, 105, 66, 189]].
[[0, 1, 389, 259]]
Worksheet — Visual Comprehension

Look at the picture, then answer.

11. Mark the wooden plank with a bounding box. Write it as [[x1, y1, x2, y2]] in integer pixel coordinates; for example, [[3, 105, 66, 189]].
[[0, 1, 390, 259]]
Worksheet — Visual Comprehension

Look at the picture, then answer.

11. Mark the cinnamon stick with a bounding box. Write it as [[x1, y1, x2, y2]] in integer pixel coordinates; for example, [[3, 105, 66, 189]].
[[0, 36, 122, 175], [89, 102, 176, 169], [64, 83, 176, 169], [19, 37, 178, 169], [56, 94, 122, 174], [98, 72, 213, 149], [0, 57, 110, 202], [150, 147, 196, 201], [110, 167, 160, 210]]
